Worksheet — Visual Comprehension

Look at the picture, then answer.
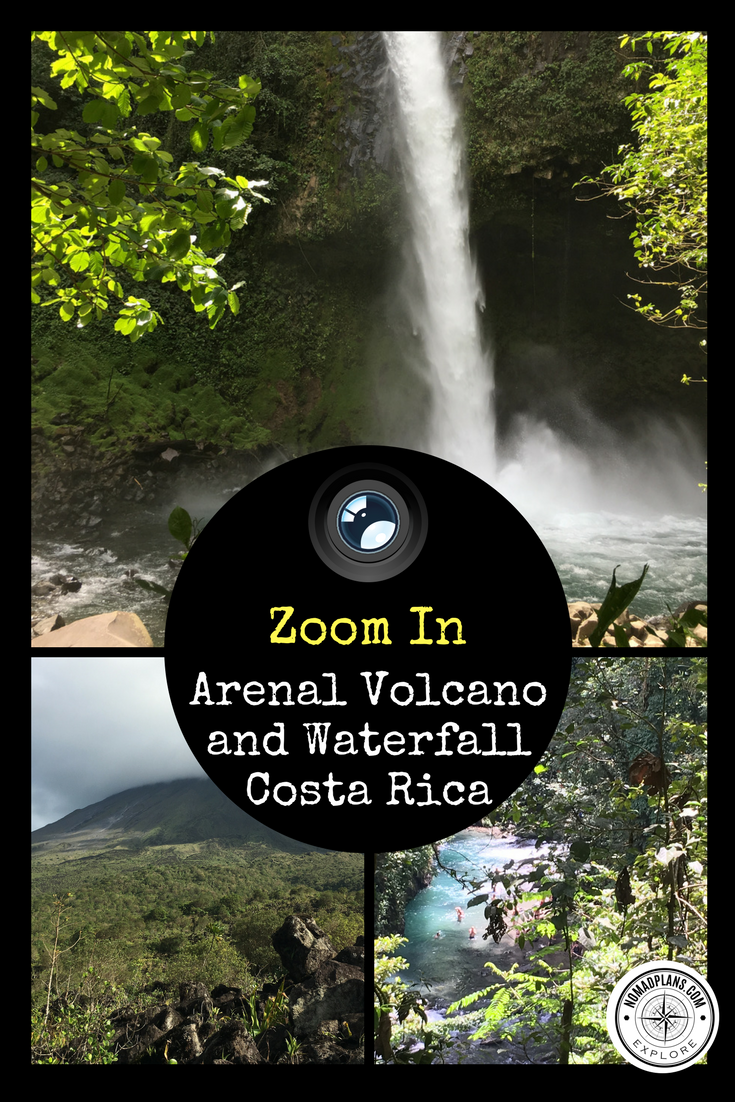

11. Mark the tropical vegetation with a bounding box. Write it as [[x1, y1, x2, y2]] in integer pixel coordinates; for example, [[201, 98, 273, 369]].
[[32, 838, 363, 1064], [375, 656, 707, 1064], [32, 31, 267, 341], [580, 32, 707, 336]]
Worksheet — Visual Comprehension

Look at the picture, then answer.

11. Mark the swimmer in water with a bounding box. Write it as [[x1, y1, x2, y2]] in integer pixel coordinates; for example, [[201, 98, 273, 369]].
[[456, 907, 464, 921], [468, 926, 477, 939], [434, 931, 442, 939]]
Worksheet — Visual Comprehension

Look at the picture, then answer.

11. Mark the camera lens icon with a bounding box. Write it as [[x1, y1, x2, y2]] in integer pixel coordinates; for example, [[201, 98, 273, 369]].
[[309, 463, 427, 581], [337, 491, 400, 554]]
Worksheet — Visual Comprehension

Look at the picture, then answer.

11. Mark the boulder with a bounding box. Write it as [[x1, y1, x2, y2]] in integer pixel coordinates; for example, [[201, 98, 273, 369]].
[[31, 610, 153, 648], [198, 1020, 263, 1065], [289, 958, 365, 1038], [271, 915, 336, 982]]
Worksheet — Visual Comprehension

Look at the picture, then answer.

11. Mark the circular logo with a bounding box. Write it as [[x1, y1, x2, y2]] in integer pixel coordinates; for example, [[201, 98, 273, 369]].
[[164, 446, 571, 852], [606, 960, 718, 1072]]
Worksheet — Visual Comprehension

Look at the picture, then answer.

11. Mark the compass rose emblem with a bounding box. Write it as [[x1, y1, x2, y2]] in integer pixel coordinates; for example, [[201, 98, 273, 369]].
[[607, 961, 718, 1072]]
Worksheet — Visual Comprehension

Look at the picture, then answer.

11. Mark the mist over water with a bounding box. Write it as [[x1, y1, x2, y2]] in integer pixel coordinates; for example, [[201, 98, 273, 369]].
[[382, 30, 706, 609]]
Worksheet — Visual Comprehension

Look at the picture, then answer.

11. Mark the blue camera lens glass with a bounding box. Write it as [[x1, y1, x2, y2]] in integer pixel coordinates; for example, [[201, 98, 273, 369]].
[[337, 491, 400, 553]]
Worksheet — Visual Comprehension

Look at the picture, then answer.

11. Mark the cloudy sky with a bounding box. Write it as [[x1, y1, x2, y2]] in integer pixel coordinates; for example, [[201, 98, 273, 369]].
[[32, 657, 205, 832]]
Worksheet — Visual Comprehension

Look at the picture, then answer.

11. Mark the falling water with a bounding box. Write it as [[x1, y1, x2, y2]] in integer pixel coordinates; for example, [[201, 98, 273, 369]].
[[382, 31, 706, 613], [382, 31, 495, 482]]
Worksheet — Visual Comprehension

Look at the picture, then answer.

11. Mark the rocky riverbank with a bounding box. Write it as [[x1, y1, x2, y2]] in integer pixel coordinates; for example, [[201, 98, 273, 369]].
[[32, 428, 269, 538], [569, 599, 707, 647]]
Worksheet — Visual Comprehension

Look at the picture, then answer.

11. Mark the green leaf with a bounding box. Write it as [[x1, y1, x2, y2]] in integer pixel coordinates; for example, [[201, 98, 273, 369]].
[[238, 74, 261, 96], [168, 506, 193, 549], [32, 85, 58, 110], [570, 839, 591, 862], [168, 229, 191, 261], [189, 121, 209, 153], [196, 188, 213, 213], [82, 99, 106, 124], [132, 152, 159, 183], [214, 195, 236, 219], [137, 94, 161, 115], [200, 221, 227, 251], [588, 564, 649, 647], [147, 262, 173, 281], [69, 252, 90, 272], [221, 106, 256, 149], [135, 578, 173, 604], [108, 178, 126, 206], [212, 120, 226, 152], [100, 101, 119, 128]]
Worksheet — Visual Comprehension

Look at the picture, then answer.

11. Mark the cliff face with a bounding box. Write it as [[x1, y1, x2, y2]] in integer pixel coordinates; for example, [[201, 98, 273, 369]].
[[375, 848, 436, 937], [230, 31, 632, 245]]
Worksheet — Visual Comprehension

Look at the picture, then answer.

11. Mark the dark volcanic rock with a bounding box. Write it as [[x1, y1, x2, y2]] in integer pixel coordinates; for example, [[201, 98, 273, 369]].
[[289, 958, 365, 1038], [272, 915, 337, 982], [97, 916, 365, 1065]]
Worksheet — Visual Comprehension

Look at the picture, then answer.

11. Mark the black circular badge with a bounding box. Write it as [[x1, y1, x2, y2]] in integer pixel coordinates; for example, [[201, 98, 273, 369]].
[[164, 446, 571, 851]]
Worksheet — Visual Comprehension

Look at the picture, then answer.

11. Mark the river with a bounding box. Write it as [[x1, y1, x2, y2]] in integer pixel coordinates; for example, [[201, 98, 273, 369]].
[[396, 828, 558, 1064], [31, 481, 245, 647]]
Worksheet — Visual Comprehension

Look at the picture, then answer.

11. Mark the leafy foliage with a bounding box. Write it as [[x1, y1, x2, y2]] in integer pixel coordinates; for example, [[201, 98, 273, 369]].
[[31, 31, 269, 339], [466, 32, 631, 193], [375, 935, 442, 1064], [580, 32, 707, 333], [471, 658, 706, 1062], [378, 658, 707, 1065], [32, 840, 363, 1020]]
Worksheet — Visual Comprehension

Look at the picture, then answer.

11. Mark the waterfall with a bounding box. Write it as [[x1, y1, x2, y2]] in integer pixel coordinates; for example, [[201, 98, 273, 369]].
[[382, 31, 496, 483], [381, 31, 706, 616]]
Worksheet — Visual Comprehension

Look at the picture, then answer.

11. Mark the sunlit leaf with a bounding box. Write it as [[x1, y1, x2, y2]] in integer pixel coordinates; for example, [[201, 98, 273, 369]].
[[189, 121, 209, 153]]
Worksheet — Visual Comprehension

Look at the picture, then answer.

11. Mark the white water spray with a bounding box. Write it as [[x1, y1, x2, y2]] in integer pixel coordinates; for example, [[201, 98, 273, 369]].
[[382, 31, 495, 482]]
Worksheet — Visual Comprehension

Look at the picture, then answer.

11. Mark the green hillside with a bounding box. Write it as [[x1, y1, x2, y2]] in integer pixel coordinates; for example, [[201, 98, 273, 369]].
[[32, 778, 364, 1060]]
